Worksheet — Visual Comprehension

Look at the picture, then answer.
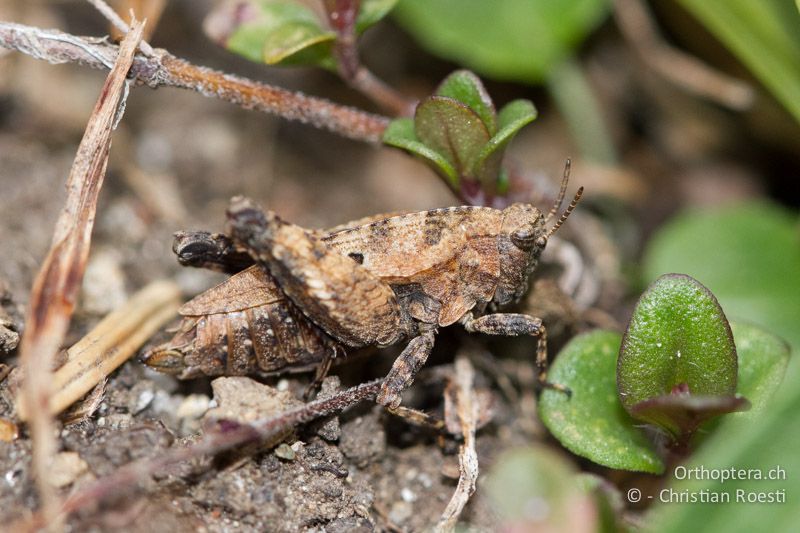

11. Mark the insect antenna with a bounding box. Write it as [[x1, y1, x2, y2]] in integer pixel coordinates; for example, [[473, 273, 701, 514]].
[[544, 159, 571, 225], [545, 186, 584, 240]]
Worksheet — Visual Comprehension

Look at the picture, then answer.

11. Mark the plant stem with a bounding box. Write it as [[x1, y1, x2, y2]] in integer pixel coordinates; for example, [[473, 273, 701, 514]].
[[323, 0, 415, 116], [0, 22, 391, 143]]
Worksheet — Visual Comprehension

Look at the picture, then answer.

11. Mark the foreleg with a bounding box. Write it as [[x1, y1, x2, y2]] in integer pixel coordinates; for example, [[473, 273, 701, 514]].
[[462, 313, 570, 396]]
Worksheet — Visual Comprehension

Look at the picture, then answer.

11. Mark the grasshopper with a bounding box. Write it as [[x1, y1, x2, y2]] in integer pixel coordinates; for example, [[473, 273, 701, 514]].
[[144, 165, 582, 409]]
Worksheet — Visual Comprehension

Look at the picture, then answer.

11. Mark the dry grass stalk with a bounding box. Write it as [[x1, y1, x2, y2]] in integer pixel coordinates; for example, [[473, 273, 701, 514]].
[[17, 20, 144, 530], [88, 0, 156, 56], [17, 280, 181, 420], [122, 0, 168, 39], [613, 0, 754, 110], [436, 355, 480, 532]]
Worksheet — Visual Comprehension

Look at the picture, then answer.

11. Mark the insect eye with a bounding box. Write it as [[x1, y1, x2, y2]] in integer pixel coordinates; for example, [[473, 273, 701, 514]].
[[179, 241, 215, 258], [511, 227, 537, 250]]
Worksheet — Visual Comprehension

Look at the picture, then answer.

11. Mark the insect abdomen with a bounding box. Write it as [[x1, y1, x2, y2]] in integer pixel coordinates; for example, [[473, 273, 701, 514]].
[[144, 300, 331, 378]]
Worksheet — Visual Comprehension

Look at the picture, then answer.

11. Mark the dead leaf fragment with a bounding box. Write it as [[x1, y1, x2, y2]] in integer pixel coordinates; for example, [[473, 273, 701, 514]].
[[0, 417, 19, 441]]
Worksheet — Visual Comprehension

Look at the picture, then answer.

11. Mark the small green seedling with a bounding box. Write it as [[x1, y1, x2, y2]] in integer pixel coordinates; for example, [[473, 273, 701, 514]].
[[383, 70, 537, 205], [540, 274, 790, 472]]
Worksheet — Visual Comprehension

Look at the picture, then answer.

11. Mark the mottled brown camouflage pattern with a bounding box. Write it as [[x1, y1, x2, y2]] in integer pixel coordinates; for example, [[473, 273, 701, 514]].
[[144, 190, 577, 407]]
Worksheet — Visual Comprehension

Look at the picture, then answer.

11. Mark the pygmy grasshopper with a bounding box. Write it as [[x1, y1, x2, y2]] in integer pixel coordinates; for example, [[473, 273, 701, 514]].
[[145, 165, 582, 408]]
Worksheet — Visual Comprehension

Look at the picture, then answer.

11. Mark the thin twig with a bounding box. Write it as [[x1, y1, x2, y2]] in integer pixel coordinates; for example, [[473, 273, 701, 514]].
[[17, 379, 383, 531], [613, 0, 754, 110], [436, 355, 479, 532], [16, 280, 181, 419], [108, 0, 168, 41], [349, 66, 416, 117], [17, 21, 144, 532], [0, 22, 390, 143], [86, 0, 155, 56]]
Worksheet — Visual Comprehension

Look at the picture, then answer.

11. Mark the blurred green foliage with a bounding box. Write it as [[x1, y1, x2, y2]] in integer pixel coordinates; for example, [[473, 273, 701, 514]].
[[394, 0, 610, 84], [643, 202, 800, 352], [206, 0, 398, 68], [677, 0, 800, 125], [731, 322, 790, 417], [485, 446, 597, 531]]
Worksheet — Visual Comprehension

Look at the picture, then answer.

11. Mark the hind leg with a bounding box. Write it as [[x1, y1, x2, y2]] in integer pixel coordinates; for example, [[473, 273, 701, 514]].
[[376, 331, 436, 408]]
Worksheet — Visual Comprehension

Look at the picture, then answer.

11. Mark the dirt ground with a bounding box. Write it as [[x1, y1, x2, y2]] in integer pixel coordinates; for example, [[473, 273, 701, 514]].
[[0, 1, 798, 532]]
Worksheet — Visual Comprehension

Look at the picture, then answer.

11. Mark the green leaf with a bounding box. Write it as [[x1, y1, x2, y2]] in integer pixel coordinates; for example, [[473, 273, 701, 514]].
[[731, 322, 791, 416], [485, 446, 597, 531], [382, 117, 459, 186], [434, 70, 497, 134], [539, 330, 664, 474], [356, 0, 401, 33], [618, 274, 739, 436], [643, 202, 800, 352], [261, 21, 336, 65], [206, 1, 336, 67], [619, 274, 738, 405], [394, 0, 610, 83], [497, 98, 538, 131], [414, 96, 490, 176], [677, 0, 800, 125], [385, 70, 536, 199], [472, 99, 537, 187]]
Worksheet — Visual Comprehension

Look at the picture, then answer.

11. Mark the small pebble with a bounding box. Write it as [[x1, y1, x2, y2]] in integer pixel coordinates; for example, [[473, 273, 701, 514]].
[[274, 443, 295, 461], [50, 451, 88, 488], [388, 501, 413, 524], [400, 487, 416, 503], [134, 388, 155, 414], [80, 249, 128, 315], [176, 394, 212, 420]]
